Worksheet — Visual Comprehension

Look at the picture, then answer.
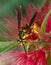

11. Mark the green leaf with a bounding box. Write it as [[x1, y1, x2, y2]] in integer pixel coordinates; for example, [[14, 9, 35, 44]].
[[0, 34, 8, 41], [41, 10, 51, 34], [0, 0, 46, 16], [0, 41, 18, 54]]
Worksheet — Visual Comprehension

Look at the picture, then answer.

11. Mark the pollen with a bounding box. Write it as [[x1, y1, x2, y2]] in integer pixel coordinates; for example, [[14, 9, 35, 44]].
[[22, 34, 28, 39]]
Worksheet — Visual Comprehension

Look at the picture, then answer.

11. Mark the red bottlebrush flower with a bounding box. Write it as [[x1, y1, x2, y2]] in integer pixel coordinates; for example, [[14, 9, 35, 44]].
[[0, 49, 47, 65], [46, 14, 51, 33], [42, 0, 51, 14], [2, 15, 27, 40], [42, 32, 51, 42], [26, 32, 39, 40], [0, 1, 51, 65], [1, 2, 50, 41]]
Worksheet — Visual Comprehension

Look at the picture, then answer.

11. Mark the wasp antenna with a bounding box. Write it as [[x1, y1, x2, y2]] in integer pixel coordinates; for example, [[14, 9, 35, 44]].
[[27, 11, 37, 33], [17, 6, 22, 30]]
